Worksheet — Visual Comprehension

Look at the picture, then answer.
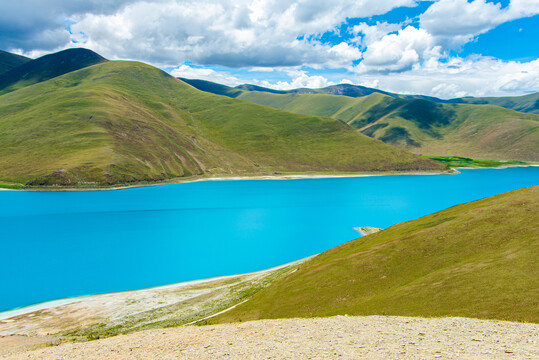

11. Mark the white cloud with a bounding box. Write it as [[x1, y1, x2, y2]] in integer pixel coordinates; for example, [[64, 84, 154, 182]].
[[352, 22, 402, 48], [67, 0, 412, 68], [170, 64, 243, 86], [351, 57, 539, 98], [356, 26, 441, 73], [265, 70, 335, 90], [420, 0, 539, 47]]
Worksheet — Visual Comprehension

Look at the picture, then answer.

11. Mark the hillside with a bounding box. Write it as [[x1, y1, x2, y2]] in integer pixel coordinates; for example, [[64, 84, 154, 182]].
[[0, 48, 107, 95], [0, 50, 31, 75], [0, 55, 445, 187], [208, 88, 539, 161], [212, 185, 539, 324]]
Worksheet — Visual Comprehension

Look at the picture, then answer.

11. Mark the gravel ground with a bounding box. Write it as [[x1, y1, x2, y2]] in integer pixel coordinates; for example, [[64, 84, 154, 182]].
[[2, 315, 537, 359]]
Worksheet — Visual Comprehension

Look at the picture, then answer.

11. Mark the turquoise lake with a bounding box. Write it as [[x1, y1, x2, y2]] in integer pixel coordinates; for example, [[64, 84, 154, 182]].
[[1, 167, 538, 312]]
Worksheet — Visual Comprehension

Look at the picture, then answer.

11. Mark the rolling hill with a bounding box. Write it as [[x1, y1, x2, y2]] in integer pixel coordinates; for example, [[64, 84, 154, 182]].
[[180, 79, 539, 161], [0, 49, 445, 187], [0, 48, 107, 95], [0, 50, 31, 75], [450, 92, 539, 114], [212, 185, 539, 324]]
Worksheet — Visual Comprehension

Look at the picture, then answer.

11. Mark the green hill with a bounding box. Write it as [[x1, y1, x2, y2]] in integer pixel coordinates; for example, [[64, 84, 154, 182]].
[[450, 92, 539, 115], [0, 48, 106, 95], [209, 88, 539, 162], [0, 57, 445, 187], [212, 185, 539, 324], [0, 50, 31, 75]]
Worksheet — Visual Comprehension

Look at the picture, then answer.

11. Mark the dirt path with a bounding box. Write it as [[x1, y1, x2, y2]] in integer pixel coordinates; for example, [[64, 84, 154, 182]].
[[2, 315, 537, 359]]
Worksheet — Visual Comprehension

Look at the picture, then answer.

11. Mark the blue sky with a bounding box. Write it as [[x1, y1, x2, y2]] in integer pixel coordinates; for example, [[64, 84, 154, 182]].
[[1, 0, 538, 98]]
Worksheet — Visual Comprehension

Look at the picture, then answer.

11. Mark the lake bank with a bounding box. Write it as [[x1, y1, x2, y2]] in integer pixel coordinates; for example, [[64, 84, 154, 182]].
[[0, 255, 313, 322], [0, 169, 457, 191]]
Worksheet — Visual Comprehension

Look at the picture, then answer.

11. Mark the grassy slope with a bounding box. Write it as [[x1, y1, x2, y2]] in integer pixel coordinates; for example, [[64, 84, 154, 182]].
[[0, 48, 106, 95], [0, 50, 31, 75], [0, 60, 444, 186], [234, 91, 539, 161], [213, 185, 539, 324]]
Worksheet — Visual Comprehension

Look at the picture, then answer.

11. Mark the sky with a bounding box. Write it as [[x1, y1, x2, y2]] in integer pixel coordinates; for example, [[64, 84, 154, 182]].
[[1, 0, 538, 98]]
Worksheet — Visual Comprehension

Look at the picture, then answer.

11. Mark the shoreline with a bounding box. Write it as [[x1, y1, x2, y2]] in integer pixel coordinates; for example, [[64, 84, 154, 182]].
[[2, 164, 537, 192], [0, 169, 458, 192], [0, 255, 315, 321]]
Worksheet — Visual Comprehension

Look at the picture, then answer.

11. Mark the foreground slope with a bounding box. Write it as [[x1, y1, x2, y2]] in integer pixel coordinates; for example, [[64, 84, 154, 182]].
[[3, 317, 537, 360], [0, 50, 31, 75], [0, 48, 106, 95], [0, 60, 444, 186], [214, 185, 539, 324]]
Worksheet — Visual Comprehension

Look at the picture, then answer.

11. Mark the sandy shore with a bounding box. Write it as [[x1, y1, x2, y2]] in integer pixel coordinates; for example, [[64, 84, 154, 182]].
[[1, 169, 457, 192], [1, 164, 537, 192], [2, 315, 537, 359], [0, 255, 313, 322]]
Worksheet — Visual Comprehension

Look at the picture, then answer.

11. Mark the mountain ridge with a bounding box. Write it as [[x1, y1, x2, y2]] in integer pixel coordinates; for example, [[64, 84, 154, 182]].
[[0, 48, 107, 95]]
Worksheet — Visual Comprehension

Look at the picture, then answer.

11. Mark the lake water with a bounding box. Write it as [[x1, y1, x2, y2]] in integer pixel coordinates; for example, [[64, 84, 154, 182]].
[[0, 167, 538, 312]]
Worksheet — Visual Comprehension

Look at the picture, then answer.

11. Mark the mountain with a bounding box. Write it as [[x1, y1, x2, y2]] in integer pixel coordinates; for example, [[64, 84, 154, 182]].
[[181, 79, 539, 161], [0, 50, 31, 75], [212, 185, 539, 324], [0, 48, 107, 95], [0, 54, 445, 187]]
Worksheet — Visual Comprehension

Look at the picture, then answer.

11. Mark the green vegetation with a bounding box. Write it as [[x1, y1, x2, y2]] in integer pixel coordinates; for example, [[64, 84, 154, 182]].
[[0, 48, 106, 95], [212, 185, 539, 324], [0, 182, 23, 190], [428, 156, 530, 168], [0, 50, 31, 74], [0, 50, 445, 187]]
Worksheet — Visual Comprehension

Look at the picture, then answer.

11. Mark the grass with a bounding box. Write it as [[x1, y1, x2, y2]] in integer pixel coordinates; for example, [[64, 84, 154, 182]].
[[0, 56, 445, 186], [0, 182, 24, 189], [427, 156, 530, 168], [211, 185, 539, 324]]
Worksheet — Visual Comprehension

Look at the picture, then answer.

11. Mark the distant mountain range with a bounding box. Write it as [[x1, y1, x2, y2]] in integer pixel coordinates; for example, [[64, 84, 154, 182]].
[[0, 48, 444, 187], [181, 78, 539, 161], [180, 78, 539, 115]]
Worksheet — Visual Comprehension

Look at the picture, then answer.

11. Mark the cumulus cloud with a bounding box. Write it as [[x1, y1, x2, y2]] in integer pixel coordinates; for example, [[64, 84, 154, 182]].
[[420, 0, 539, 46], [1, 0, 413, 67], [351, 57, 539, 98], [0, 0, 133, 52], [356, 26, 441, 73], [352, 22, 402, 48]]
